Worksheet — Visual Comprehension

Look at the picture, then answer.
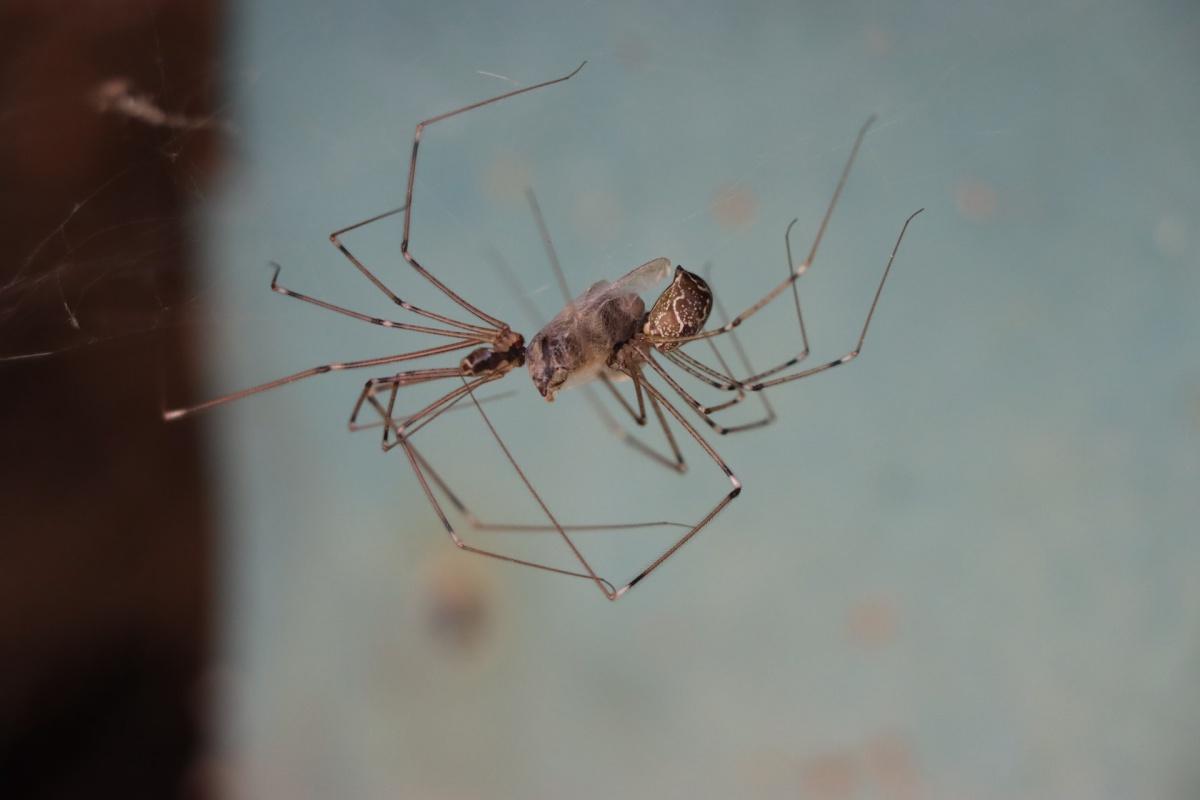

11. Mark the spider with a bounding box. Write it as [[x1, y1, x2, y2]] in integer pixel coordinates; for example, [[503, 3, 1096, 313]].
[[165, 63, 922, 601]]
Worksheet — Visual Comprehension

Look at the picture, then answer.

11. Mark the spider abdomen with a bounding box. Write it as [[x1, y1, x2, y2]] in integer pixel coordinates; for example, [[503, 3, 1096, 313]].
[[643, 266, 713, 352]]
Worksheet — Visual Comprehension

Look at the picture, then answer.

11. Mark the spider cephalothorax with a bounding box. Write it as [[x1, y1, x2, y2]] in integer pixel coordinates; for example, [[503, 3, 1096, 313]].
[[460, 330, 525, 376]]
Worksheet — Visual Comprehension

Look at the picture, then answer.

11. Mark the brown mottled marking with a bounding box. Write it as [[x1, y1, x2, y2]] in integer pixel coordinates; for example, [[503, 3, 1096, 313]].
[[642, 266, 713, 352]]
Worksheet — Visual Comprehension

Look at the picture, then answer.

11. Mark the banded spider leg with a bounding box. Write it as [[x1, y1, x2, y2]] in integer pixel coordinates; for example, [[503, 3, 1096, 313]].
[[637, 115, 923, 429]]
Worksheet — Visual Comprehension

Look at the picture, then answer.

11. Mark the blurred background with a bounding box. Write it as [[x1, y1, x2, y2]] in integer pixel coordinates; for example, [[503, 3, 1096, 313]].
[[2, 0, 1198, 798]]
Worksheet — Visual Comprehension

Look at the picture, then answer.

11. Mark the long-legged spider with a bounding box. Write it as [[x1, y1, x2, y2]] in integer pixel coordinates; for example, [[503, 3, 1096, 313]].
[[165, 63, 922, 601]]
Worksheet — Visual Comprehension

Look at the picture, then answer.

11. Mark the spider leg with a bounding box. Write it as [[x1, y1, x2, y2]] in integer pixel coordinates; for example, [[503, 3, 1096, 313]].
[[162, 340, 479, 420], [583, 372, 687, 472], [394, 376, 619, 598], [730, 219, 812, 384], [608, 367, 742, 598], [404, 440, 617, 594], [664, 349, 741, 400], [163, 227, 501, 422], [346, 366, 622, 592], [743, 208, 921, 390], [401, 63, 586, 329], [641, 350, 770, 435], [349, 369, 491, 450], [327, 206, 498, 337], [346, 389, 518, 433], [269, 263, 491, 341], [660, 347, 773, 428], [643, 116, 887, 350], [411, 445, 691, 533], [662, 208, 922, 392]]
